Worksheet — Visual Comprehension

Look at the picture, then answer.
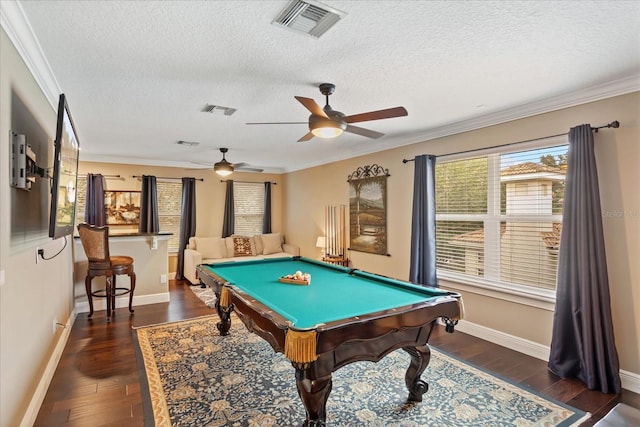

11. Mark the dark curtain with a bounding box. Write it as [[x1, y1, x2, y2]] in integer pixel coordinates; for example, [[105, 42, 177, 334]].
[[409, 155, 438, 287], [222, 180, 234, 237], [175, 178, 197, 281], [138, 175, 159, 233], [548, 124, 621, 394], [263, 181, 272, 234], [84, 173, 106, 226]]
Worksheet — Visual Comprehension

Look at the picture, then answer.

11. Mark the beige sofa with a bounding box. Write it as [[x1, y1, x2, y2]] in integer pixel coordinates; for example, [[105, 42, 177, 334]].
[[183, 232, 300, 284]]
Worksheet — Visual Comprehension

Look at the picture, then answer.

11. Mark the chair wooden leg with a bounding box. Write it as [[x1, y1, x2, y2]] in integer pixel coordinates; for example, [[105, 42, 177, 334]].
[[85, 276, 94, 318], [111, 275, 117, 315], [106, 276, 113, 317], [128, 272, 136, 313]]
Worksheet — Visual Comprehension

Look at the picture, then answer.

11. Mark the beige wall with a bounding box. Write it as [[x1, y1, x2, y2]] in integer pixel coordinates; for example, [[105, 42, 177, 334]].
[[1, 28, 75, 426], [282, 92, 640, 379]]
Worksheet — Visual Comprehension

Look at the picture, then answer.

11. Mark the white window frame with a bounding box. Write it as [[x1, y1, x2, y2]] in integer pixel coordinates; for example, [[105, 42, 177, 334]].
[[435, 136, 568, 309]]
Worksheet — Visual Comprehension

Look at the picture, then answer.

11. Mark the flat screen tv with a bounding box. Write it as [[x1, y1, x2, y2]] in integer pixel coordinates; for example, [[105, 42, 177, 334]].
[[48, 94, 81, 239]]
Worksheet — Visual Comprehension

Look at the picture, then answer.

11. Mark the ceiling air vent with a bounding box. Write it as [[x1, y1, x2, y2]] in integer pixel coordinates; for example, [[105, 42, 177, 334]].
[[273, 0, 346, 38], [202, 104, 237, 116], [176, 140, 200, 147]]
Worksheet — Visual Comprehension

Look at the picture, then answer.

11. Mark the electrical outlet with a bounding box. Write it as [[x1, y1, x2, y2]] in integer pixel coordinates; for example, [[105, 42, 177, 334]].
[[36, 248, 43, 264], [160, 274, 167, 284]]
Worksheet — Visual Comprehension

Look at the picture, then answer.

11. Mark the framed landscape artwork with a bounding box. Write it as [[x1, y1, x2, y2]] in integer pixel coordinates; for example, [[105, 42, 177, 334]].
[[348, 164, 389, 256], [105, 190, 141, 225]]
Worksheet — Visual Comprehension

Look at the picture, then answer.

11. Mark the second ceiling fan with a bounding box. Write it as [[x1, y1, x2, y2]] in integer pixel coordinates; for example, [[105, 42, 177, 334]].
[[191, 148, 263, 176], [247, 83, 408, 142]]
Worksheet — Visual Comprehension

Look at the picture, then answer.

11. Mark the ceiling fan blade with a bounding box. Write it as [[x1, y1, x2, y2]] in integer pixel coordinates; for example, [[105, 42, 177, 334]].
[[232, 162, 248, 168], [187, 161, 212, 169], [298, 131, 315, 142], [295, 96, 328, 118], [345, 124, 385, 139], [343, 106, 408, 124], [246, 122, 307, 125], [236, 166, 264, 173]]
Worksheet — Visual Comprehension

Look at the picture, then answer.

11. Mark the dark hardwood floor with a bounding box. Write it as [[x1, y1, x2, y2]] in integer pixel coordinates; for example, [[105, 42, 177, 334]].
[[34, 280, 639, 426]]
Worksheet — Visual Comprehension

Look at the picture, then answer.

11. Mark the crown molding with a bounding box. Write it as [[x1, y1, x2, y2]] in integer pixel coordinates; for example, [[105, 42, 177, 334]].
[[404, 74, 640, 145], [1, 0, 60, 110]]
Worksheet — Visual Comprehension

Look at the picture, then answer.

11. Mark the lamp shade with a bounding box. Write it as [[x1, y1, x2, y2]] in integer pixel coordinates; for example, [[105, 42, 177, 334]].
[[315, 236, 326, 248]]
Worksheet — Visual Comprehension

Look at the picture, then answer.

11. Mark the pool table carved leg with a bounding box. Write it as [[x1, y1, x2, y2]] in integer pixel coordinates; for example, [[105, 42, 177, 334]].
[[214, 295, 233, 336], [295, 369, 332, 427], [403, 345, 431, 401]]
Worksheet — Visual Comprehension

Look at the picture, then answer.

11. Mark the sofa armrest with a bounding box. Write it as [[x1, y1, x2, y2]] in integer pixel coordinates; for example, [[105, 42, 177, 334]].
[[183, 248, 203, 285], [282, 243, 300, 257]]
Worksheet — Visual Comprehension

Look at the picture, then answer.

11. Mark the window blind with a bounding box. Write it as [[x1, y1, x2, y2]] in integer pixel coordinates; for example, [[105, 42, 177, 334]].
[[157, 181, 182, 252], [234, 182, 264, 236]]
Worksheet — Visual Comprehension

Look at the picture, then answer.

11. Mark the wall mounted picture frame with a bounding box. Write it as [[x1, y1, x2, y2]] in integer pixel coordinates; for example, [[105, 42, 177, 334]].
[[348, 164, 390, 256], [104, 190, 141, 225]]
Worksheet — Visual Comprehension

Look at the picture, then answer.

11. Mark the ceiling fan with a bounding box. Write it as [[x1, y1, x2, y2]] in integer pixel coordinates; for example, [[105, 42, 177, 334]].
[[193, 148, 263, 176], [247, 83, 408, 142]]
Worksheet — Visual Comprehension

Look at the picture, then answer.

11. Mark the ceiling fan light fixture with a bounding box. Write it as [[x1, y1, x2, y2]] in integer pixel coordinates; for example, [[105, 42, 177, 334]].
[[214, 161, 234, 176], [310, 116, 346, 138]]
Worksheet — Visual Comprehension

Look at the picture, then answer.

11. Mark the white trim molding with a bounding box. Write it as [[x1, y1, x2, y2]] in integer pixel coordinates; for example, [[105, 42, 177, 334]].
[[20, 308, 77, 427], [74, 292, 170, 314], [0, 0, 60, 109]]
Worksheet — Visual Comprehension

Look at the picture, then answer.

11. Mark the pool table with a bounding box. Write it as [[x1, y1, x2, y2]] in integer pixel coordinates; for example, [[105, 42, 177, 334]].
[[196, 256, 463, 426]]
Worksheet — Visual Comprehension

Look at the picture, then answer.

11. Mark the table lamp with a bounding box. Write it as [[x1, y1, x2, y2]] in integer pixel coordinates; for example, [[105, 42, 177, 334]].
[[316, 236, 326, 259]]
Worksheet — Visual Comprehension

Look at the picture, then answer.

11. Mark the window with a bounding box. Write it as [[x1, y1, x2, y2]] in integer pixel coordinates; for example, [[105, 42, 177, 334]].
[[234, 182, 264, 236], [435, 144, 567, 291], [157, 181, 182, 252]]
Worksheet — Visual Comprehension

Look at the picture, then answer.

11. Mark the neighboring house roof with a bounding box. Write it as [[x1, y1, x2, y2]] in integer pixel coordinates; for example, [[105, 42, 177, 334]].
[[540, 223, 563, 250], [451, 228, 485, 245], [501, 162, 565, 176], [500, 162, 566, 182], [451, 223, 506, 246]]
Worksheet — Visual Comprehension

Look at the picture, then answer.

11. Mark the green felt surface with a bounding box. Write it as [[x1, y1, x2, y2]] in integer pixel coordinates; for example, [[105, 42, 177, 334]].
[[202, 257, 451, 329]]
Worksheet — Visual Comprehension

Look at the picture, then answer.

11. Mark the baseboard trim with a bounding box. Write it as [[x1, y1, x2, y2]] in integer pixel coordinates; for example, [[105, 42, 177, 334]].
[[455, 319, 640, 394], [620, 370, 640, 395], [20, 308, 77, 427], [74, 292, 170, 314]]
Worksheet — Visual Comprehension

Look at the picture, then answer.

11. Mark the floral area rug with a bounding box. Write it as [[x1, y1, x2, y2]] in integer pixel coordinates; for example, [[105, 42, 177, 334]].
[[133, 314, 589, 427]]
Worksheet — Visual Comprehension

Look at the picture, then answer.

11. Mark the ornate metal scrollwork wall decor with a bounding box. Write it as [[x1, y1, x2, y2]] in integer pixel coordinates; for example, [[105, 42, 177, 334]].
[[347, 164, 390, 182]]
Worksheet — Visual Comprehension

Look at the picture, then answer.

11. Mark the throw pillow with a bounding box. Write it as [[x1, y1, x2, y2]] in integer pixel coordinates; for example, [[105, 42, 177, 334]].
[[262, 232, 283, 255], [196, 237, 225, 259], [233, 236, 254, 257], [254, 234, 263, 255]]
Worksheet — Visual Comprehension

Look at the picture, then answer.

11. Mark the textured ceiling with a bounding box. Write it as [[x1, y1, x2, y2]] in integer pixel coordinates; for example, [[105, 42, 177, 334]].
[[6, 0, 640, 173]]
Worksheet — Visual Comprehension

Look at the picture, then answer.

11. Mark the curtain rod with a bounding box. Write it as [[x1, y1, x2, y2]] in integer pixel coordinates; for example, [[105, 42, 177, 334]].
[[402, 120, 620, 163], [220, 180, 277, 185], [132, 175, 204, 181], [102, 174, 122, 179]]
